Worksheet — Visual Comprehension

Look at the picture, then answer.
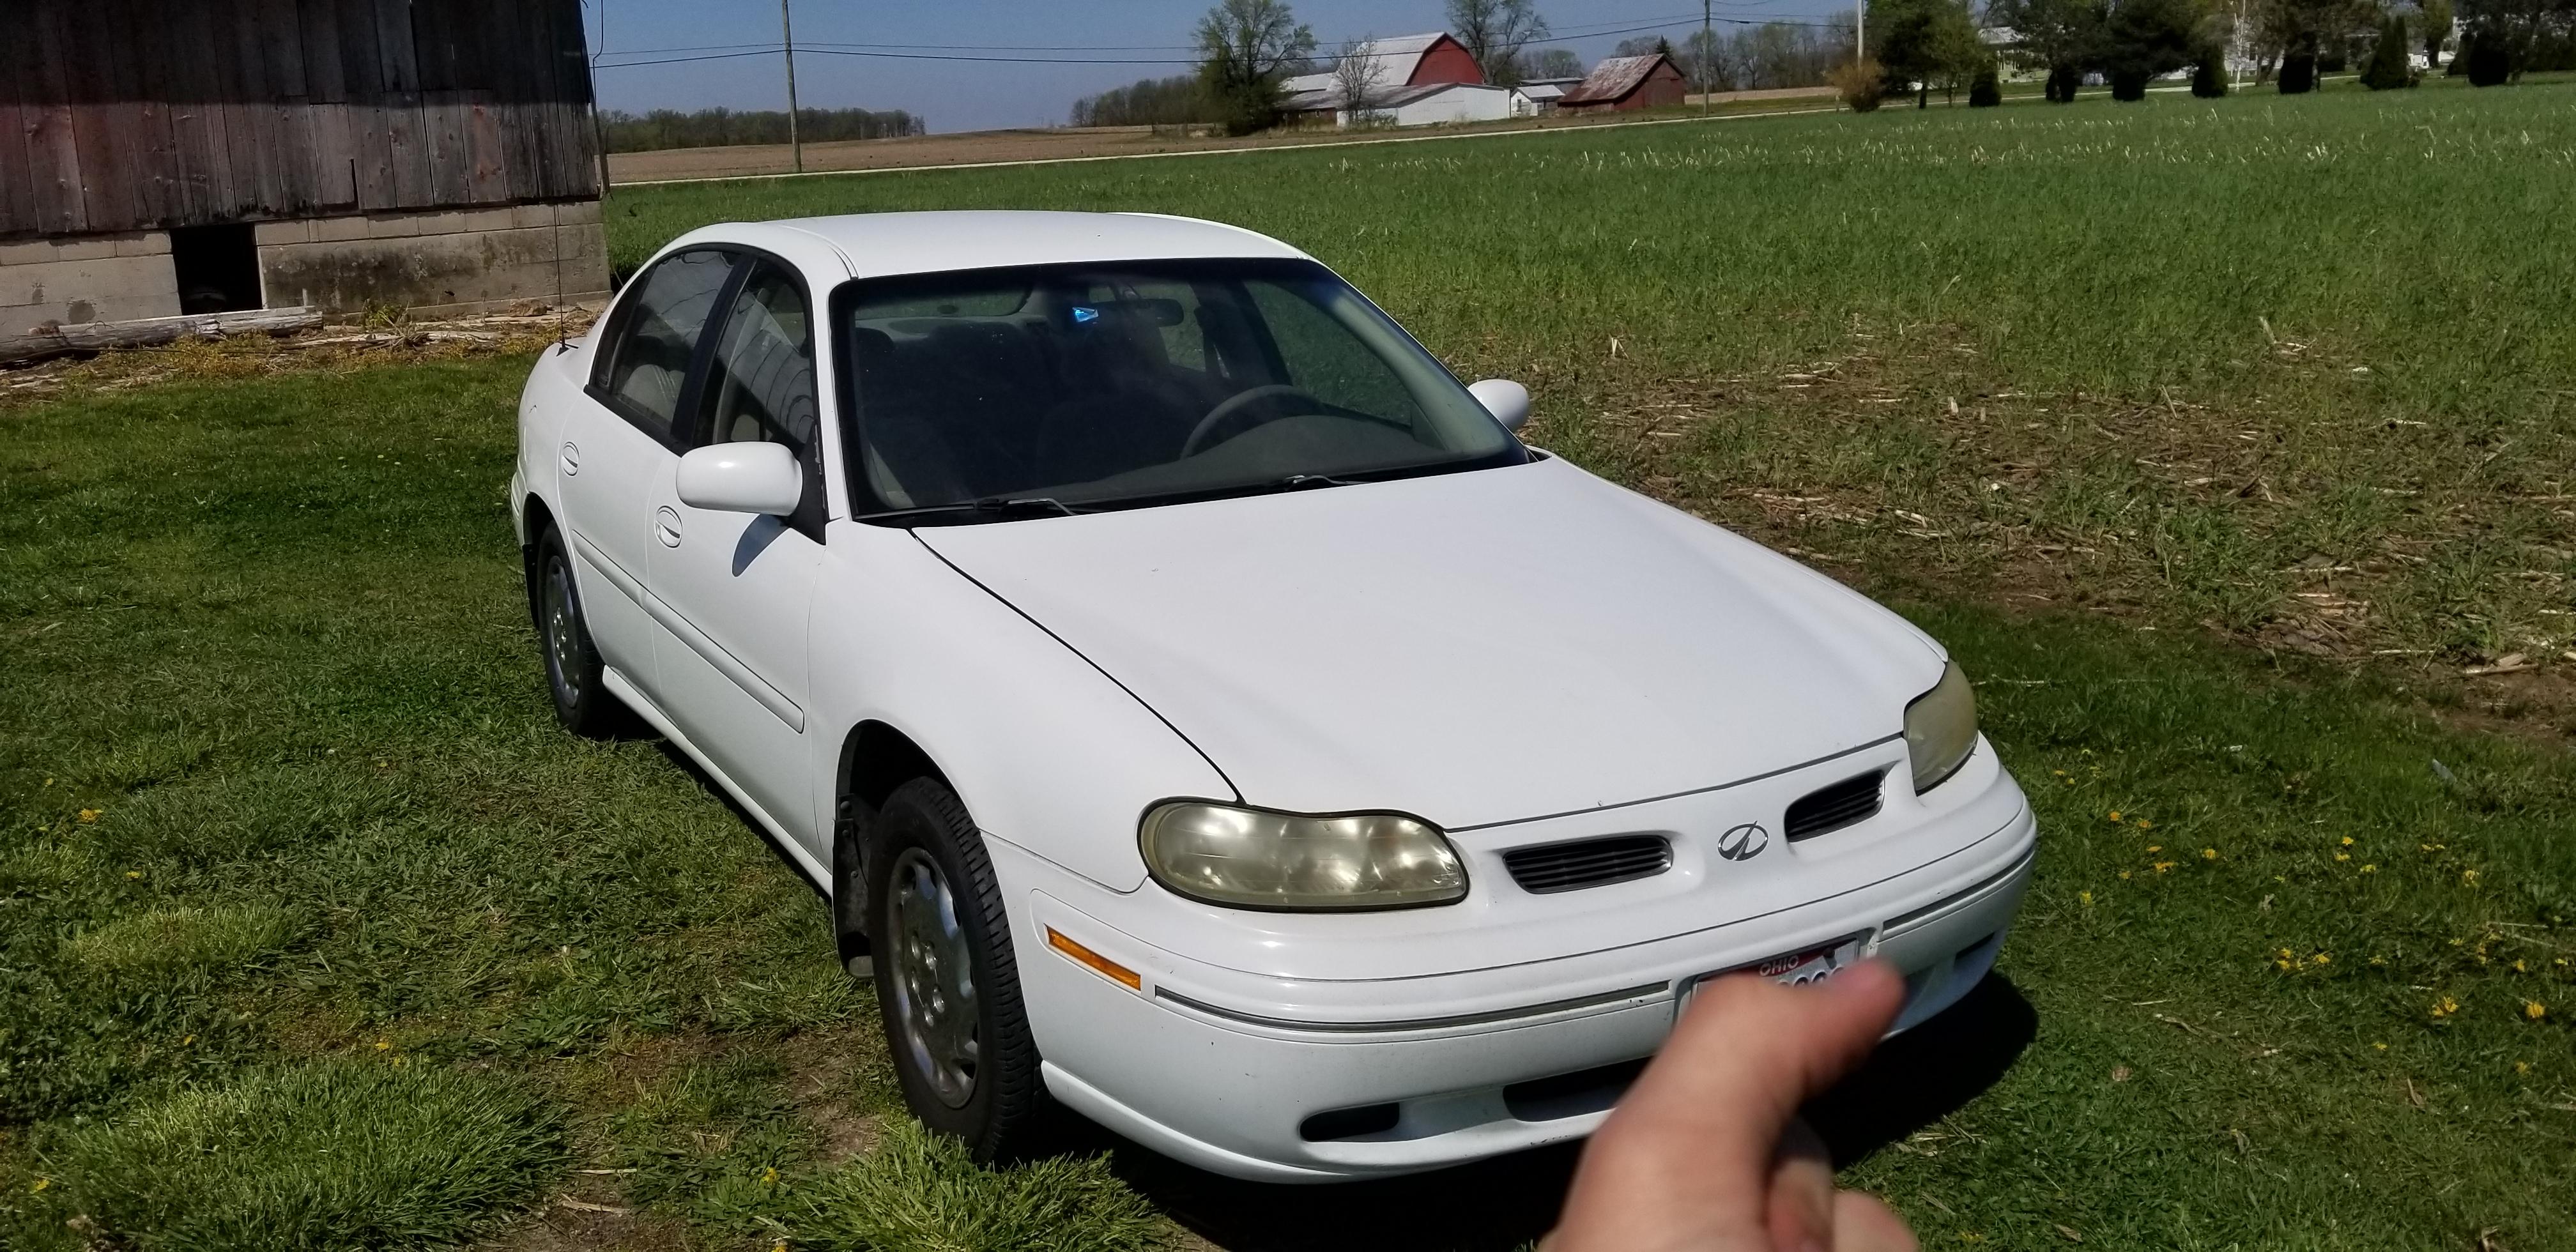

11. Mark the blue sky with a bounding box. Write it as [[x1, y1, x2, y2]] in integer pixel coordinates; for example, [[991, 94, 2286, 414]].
[[581, 1, 1844, 133]]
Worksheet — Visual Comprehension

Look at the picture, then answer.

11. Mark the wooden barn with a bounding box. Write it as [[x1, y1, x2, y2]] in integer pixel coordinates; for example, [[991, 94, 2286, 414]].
[[1555, 53, 1690, 113], [0, 0, 608, 335]]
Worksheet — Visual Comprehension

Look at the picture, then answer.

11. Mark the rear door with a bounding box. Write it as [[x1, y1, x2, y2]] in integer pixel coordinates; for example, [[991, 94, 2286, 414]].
[[558, 247, 737, 705], [644, 257, 829, 852]]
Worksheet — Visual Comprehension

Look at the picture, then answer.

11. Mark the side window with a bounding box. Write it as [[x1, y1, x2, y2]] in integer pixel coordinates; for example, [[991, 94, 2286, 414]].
[[1245, 280, 1428, 428], [697, 263, 818, 452], [598, 249, 735, 441]]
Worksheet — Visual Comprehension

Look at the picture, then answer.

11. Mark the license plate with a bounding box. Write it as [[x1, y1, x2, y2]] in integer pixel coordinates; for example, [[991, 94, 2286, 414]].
[[1680, 935, 1865, 1011]]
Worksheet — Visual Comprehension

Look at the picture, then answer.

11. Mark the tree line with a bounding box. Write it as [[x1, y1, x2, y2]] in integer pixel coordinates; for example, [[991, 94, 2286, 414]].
[[1860, 0, 2571, 112], [597, 107, 927, 154]]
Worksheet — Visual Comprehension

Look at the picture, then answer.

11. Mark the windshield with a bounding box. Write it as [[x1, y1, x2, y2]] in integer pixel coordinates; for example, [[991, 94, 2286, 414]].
[[836, 258, 1522, 520]]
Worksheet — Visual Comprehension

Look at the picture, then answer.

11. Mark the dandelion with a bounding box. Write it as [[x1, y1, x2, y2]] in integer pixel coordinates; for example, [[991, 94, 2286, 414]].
[[2312, 952, 2330, 965], [2515, 1061, 2532, 1074], [374, 1040, 392, 1051], [761, 1166, 781, 1186], [2528, 1002, 2549, 1021], [2361, 864, 2378, 874], [2341, 836, 2354, 846], [2053, 769, 2067, 776], [2432, 995, 2458, 1018], [30, 1177, 49, 1193], [77, 809, 100, 823], [2152, 861, 2176, 874], [2370, 955, 2387, 966], [2079, 890, 2093, 906], [125, 870, 141, 880], [2202, 848, 2218, 860], [2372, 1042, 2388, 1051], [2461, 869, 2479, 885], [180, 1034, 194, 1046], [2119, 870, 2133, 880], [2137, 819, 2154, 830], [2513, 959, 2526, 973], [2146, 844, 2163, 853], [2108, 810, 2123, 823], [2334, 852, 2352, 862]]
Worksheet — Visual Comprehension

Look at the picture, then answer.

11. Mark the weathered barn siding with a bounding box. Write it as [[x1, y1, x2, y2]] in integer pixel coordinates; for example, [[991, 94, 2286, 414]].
[[0, 0, 599, 241]]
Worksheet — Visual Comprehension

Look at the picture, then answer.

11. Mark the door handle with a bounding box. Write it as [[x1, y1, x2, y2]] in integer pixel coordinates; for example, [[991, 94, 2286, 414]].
[[560, 442, 580, 476], [655, 506, 682, 547]]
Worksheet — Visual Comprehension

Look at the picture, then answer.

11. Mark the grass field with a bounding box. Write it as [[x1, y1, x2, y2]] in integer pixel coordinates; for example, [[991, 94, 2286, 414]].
[[3, 79, 2572, 1251]]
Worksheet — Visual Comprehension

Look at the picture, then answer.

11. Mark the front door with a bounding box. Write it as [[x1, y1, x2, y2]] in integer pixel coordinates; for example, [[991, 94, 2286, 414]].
[[558, 247, 737, 701], [645, 258, 829, 855]]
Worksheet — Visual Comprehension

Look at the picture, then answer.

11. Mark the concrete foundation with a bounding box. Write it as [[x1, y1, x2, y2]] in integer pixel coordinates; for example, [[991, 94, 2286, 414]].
[[256, 201, 610, 317], [0, 233, 181, 332], [0, 201, 608, 330]]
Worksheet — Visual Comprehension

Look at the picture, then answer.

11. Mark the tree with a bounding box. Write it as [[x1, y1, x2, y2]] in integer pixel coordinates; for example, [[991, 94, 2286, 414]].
[[1873, 0, 1985, 105], [1969, 57, 2005, 102], [2419, 0, 2457, 63], [1446, 0, 1551, 86], [1524, 47, 1584, 79], [2456, 0, 2576, 82], [2250, 0, 2380, 89], [2360, 13, 2417, 84], [1331, 36, 1390, 122], [1069, 76, 1210, 127], [2191, 42, 2233, 93], [1988, 0, 2106, 100], [1195, 0, 1316, 134], [2101, 0, 2200, 98], [1831, 55, 1890, 109]]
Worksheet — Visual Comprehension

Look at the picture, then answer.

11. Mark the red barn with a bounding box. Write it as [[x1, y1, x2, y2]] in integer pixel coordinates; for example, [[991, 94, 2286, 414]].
[[1280, 32, 1485, 116], [1555, 53, 1689, 112]]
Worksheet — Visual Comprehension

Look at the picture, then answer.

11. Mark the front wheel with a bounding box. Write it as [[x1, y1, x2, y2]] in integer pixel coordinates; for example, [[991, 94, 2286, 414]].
[[870, 777, 1045, 1160], [530, 526, 624, 737]]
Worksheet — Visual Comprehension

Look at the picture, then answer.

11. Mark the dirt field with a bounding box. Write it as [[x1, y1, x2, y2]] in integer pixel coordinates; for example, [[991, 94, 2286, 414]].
[[604, 88, 1839, 185]]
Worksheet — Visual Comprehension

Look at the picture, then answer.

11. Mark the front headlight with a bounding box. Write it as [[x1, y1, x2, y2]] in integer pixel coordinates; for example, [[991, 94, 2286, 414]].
[[1904, 660, 1979, 793], [1139, 802, 1468, 911]]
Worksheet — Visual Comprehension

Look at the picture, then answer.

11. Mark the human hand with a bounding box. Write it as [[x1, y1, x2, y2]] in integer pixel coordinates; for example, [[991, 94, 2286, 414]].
[[1546, 959, 1916, 1252]]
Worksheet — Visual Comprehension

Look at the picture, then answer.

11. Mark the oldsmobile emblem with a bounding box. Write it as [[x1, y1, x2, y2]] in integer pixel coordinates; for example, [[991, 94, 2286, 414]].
[[1717, 821, 1770, 861]]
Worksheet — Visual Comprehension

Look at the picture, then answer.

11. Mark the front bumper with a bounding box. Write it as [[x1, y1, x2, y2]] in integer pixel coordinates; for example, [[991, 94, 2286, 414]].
[[995, 764, 2035, 1182]]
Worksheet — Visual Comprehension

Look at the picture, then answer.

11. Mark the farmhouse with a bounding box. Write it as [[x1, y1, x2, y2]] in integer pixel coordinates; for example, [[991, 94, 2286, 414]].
[[1280, 31, 1489, 124], [1554, 53, 1690, 112], [1330, 82, 1535, 127], [1, 0, 609, 333]]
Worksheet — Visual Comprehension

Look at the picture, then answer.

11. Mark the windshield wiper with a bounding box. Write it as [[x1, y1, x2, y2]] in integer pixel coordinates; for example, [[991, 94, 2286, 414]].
[[859, 496, 1089, 525]]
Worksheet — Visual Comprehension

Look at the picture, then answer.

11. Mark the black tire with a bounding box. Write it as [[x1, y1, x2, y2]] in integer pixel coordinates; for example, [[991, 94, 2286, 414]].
[[869, 777, 1043, 1161], [530, 526, 624, 738]]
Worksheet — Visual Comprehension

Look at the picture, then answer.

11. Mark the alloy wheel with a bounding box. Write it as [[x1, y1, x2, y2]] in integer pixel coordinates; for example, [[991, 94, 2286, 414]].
[[887, 847, 980, 1108]]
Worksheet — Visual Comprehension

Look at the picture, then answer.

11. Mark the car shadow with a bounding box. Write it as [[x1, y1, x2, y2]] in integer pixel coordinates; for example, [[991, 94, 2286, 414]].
[[1047, 973, 2037, 1252], [1804, 973, 2040, 1166]]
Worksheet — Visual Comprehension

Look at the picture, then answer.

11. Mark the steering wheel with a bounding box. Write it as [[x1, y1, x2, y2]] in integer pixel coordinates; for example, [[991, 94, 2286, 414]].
[[1180, 385, 1320, 458]]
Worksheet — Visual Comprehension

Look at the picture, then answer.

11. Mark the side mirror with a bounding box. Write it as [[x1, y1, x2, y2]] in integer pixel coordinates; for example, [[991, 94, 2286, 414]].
[[676, 443, 802, 516], [1468, 378, 1531, 432]]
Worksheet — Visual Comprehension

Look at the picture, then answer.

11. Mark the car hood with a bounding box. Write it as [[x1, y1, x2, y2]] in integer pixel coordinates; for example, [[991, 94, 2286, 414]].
[[914, 456, 1945, 830]]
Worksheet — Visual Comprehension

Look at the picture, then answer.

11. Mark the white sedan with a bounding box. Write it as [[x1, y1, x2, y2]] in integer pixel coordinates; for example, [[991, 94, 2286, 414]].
[[512, 211, 2034, 1182]]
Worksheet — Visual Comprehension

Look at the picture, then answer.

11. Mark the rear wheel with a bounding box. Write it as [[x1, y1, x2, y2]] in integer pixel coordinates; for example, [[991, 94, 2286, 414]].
[[868, 777, 1043, 1160], [530, 526, 623, 737]]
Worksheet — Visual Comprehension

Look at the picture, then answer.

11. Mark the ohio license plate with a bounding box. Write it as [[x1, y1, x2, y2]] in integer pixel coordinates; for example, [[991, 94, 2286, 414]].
[[1679, 935, 1866, 1012]]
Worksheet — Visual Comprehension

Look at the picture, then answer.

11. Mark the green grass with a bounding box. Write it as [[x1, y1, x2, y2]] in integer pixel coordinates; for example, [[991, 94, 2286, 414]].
[[16, 1059, 565, 1251], [2, 79, 2572, 1251]]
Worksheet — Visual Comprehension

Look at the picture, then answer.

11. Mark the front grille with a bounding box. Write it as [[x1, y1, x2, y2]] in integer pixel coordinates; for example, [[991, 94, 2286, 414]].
[[1784, 770, 1885, 841], [1503, 834, 1672, 894]]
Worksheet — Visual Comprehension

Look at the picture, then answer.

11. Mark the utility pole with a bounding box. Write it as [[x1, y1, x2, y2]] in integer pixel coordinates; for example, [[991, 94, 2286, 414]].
[[1857, 0, 1866, 68], [590, 0, 611, 192], [1701, 0, 1712, 111], [781, 0, 803, 174]]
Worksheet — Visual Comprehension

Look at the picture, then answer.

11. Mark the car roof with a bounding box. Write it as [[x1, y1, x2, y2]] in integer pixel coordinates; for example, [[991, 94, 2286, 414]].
[[660, 210, 1314, 285]]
